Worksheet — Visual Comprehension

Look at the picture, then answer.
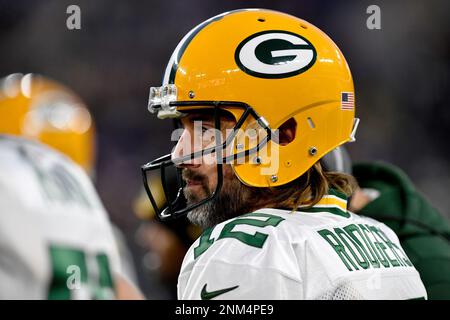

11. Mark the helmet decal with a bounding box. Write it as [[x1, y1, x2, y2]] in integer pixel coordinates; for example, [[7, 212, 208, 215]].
[[235, 30, 317, 79]]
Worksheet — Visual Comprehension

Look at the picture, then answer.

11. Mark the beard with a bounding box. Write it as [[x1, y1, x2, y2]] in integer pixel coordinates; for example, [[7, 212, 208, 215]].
[[182, 167, 253, 230]]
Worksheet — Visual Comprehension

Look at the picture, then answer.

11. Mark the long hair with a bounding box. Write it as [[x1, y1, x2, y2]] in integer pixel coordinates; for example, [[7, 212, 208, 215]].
[[248, 162, 357, 211]]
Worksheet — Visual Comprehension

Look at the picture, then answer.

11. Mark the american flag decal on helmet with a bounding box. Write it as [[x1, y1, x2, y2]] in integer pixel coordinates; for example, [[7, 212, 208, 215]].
[[341, 92, 354, 110]]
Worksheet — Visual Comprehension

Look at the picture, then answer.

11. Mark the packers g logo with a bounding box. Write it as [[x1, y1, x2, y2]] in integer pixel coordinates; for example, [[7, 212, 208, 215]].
[[235, 30, 317, 79]]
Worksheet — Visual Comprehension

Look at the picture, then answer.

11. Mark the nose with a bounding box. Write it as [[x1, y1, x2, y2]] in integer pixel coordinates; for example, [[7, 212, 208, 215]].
[[171, 128, 202, 168]]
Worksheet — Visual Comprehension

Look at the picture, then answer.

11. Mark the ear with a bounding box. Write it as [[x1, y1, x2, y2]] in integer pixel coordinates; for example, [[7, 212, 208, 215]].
[[277, 118, 297, 146]]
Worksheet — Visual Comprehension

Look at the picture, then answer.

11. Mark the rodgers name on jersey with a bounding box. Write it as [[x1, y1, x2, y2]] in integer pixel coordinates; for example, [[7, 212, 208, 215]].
[[178, 191, 427, 300], [318, 223, 413, 272], [0, 135, 120, 299]]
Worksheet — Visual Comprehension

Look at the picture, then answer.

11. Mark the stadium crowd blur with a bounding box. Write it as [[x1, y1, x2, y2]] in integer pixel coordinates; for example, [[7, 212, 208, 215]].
[[0, 0, 448, 298]]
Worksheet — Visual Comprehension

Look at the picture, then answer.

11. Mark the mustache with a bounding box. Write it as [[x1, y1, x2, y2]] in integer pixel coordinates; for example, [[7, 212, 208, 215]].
[[181, 169, 207, 183]]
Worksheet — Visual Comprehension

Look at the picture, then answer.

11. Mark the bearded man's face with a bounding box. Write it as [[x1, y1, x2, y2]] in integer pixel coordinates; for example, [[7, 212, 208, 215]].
[[172, 112, 252, 229]]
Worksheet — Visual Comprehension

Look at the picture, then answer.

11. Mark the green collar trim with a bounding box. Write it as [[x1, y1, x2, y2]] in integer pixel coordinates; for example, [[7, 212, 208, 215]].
[[327, 188, 348, 201], [301, 206, 350, 218], [300, 189, 350, 218]]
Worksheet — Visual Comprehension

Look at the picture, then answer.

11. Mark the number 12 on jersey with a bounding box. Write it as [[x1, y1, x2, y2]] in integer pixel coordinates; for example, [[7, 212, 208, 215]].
[[194, 213, 285, 259]]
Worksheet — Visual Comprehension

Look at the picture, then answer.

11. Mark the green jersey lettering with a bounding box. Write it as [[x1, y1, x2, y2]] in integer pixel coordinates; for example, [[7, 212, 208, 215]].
[[194, 227, 215, 259], [194, 212, 285, 259], [318, 229, 358, 271], [318, 224, 416, 272], [369, 226, 400, 267], [361, 224, 391, 268], [335, 227, 370, 270], [377, 229, 413, 267], [344, 224, 380, 268]]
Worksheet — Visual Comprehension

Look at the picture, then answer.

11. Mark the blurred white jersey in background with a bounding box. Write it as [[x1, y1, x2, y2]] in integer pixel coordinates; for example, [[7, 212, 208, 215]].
[[0, 135, 120, 299]]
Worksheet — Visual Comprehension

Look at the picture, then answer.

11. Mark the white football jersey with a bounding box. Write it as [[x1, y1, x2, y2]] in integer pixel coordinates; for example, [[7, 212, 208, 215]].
[[0, 135, 120, 299], [178, 191, 427, 300]]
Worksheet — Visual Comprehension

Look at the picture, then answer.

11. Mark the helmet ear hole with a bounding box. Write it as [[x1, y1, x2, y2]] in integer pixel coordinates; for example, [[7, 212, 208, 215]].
[[277, 117, 297, 146]]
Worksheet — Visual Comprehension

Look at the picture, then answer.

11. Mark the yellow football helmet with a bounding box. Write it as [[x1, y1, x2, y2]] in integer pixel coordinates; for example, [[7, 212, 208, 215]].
[[142, 9, 359, 220], [0, 73, 95, 175]]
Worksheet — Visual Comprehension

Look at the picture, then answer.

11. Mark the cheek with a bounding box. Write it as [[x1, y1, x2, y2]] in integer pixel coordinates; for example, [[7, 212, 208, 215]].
[[202, 164, 230, 189], [197, 163, 216, 189], [201, 164, 235, 191]]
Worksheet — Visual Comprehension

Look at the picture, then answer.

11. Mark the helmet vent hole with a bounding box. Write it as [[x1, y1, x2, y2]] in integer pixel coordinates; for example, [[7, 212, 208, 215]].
[[307, 117, 316, 129], [257, 18, 266, 22], [300, 24, 308, 29]]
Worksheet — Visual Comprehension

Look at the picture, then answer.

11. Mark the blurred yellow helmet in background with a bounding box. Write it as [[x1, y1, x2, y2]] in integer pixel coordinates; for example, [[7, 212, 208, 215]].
[[0, 73, 95, 175]]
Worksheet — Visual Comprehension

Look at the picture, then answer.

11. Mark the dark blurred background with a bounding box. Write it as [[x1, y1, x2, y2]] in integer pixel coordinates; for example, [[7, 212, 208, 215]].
[[1, 0, 448, 298]]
